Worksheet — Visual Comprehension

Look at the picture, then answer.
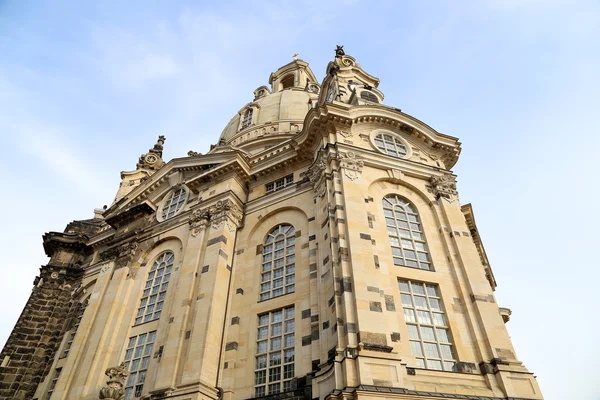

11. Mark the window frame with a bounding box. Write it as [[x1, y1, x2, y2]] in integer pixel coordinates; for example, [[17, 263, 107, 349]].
[[382, 194, 433, 271], [157, 186, 189, 222], [398, 279, 457, 371], [265, 174, 294, 194], [122, 331, 157, 400], [254, 306, 295, 397], [134, 251, 174, 325], [259, 224, 296, 302], [370, 130, 412, 159], [241, 108, 254, 129]]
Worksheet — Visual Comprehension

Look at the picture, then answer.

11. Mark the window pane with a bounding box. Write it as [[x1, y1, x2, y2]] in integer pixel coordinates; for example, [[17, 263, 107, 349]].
[[398, 281, 410, 292], [440, 344, 454, 359], [420, 326, 435, 341], [407, 324, 420, 340], [424, 343, 440, 358], [404, 308, 416, 323], [436, 328, 450, 342], [417, 310, 432, 324], [410, 341, 423, 356], [428, 359, 443, 370], [414, 296, 428, 309]]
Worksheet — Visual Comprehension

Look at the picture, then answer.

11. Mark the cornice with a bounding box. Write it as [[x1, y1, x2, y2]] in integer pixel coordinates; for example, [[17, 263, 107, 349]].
[[104, 201, 155, 230], [328, 385, 538, 400], [42, 232, 91, 258]]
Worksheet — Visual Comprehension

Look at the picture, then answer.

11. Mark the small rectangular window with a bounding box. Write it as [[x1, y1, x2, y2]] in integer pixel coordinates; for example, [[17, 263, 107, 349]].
[[265, 175, 294, 194]]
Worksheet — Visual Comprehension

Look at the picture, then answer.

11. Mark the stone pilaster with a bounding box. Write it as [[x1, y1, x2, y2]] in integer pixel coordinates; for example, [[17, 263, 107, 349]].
[[150, 207, 211, 394], [178, 199, 242, 399]]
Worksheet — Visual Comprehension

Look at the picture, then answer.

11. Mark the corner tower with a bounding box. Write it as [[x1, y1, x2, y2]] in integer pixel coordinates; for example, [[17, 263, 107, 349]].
[[1, 49, 542, 400]]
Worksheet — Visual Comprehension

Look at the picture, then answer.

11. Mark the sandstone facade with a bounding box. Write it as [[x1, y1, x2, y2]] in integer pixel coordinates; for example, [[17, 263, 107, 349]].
[[0, 48, 543, 400]]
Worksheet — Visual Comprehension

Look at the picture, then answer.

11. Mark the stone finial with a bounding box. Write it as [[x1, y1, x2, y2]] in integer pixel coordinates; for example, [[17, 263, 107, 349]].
[[150, 135, 166, 157], [136, 136, 166, 170], [335, 45, 345, 57], [99, 363, 129, 400]]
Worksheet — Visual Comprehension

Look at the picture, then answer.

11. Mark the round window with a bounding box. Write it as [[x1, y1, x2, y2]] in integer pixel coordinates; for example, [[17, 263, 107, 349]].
[[372, 131, 409, 159], [160, 187, 188, 220]]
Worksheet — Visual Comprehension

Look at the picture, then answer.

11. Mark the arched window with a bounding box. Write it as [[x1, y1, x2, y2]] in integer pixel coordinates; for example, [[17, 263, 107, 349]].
[[260, 224, 296, 301], [361, 90, 379, 103], [383, 195, 431, 270], [374, 132, 408, 159], [242, 108, 253, 129], [161, 188, 187, 220], [135, 252, 174, 324], [281, 75, 294, 90], [62, 299, 88, 357]]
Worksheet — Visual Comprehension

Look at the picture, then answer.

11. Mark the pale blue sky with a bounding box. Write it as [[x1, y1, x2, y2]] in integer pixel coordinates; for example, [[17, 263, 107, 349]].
[[1, 1, 598, 399]]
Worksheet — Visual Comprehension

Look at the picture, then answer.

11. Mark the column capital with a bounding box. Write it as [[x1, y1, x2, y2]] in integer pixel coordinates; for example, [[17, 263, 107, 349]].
[[428, 173, 458, 202], [210, 200, 243, 232]]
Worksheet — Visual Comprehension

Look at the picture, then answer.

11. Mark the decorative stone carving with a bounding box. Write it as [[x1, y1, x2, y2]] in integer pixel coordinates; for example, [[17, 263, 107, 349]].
[[305, 152, 327, 187], [98, 239, 141, 274], [337, 130, 354, 138], [136, 136, 165, 171], [189, 208, 210, 237], [99, 363, 129, 400], [116, 240, 138, 269], [187, 150, 202, 157], [336, 152, 364, 181], [335, 45, 345, 57], [387, 169, 404, 184], [210, 200, 243, 232], [428, 174, 458, 202]]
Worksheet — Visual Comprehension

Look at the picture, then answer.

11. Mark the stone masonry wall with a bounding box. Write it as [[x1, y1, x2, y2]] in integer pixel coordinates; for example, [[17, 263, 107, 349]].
[[0, 264, 82, 400]]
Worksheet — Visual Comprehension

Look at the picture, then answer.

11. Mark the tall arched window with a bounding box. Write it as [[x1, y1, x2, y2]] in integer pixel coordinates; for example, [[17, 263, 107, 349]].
[[383, 195, 432, 271], [135, 252, 174, 324], [361, 90, 379, 103], [260, 224, 296, 301], [242, 108, 253, 129]]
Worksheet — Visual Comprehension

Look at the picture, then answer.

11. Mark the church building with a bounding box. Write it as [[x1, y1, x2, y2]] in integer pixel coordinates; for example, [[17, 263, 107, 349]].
[[0, 47, 543, 400]]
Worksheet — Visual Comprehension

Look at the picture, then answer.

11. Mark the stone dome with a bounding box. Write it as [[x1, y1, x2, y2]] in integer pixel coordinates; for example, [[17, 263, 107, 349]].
[[218, 60, 320, 150]]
